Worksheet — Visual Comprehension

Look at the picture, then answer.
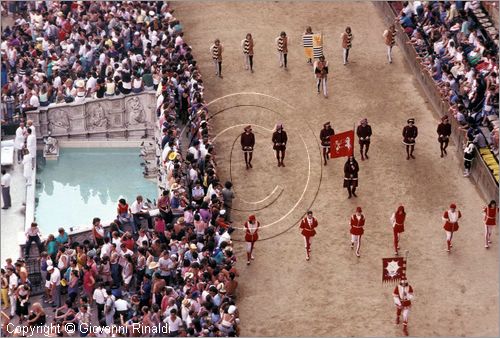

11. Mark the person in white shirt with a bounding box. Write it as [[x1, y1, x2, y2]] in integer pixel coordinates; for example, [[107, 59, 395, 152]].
[[26, 128, 36, 169], [25, 222, 43, 257], [136, 229, 149, 248], [130, 195, 152, 233], [92, 283, 108, 321], [14, 122, 27, 163], [7, 268, 18, 317], [163, 308, 183, 335], [47, 265, 62, 307], [1, 169, 12, 209]]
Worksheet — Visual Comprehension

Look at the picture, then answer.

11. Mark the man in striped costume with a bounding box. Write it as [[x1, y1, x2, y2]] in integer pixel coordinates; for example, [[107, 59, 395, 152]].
[[383, 24, 397, 64], [340, 26, 353, 65], [314, 55, 329, 98], [241, 33, 255, 73], [275, 31, 289, 69], [210, 38, 224, 78]]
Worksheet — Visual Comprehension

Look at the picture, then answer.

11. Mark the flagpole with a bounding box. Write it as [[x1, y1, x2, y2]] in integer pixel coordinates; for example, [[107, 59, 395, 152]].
[[404, 250, 409, 279]]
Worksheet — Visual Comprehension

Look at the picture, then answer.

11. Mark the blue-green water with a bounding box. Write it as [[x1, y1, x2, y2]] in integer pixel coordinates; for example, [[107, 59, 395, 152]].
[[35, 148, 157, 235]]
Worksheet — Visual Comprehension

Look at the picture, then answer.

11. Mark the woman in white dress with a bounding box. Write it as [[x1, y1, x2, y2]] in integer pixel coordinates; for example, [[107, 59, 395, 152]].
[[14, 122, 27, 163]]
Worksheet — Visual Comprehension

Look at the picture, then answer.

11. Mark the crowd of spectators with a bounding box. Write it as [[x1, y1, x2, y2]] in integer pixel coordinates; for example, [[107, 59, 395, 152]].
[[1, 1, 241, 337], [397, 0, 499, 153], [1, 0, 197, 123]]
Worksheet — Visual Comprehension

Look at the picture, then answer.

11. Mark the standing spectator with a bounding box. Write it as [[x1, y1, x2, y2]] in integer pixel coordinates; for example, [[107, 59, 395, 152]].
[[92, 283, 107, 322], [164, 308, 183, 337], [47, 265, 61, 307], [26, 128, 36, 169], [221, 182, 235, 224], [14, 122, 26, 164], [1, 169, 11, 210], [7, 267, 18, 318], [22, 149, 33, 186], [92, 217, 105, 246], [15, 284, 30, 323], [75, 304, 91, 337]]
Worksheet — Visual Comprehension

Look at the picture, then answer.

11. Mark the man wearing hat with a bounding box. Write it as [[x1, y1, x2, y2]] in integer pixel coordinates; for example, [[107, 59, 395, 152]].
[[240, 125, 255, 169], [442, 203, 462, 252], [392, 277, 414, 336], [350, 206, 365, 257], [244, 215, 260, 265], [272, 123, 288, 167], [356, 118, 372, 160], [437, 115, 452, 158], [320, 122, 335, 166], [299, 211, 318, 261], [402, 118, 418, 160]]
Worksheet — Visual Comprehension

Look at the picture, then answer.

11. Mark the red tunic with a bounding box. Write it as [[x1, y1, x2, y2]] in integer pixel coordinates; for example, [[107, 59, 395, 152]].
[[300, 217, 318, 237], [484, 207, 498, 226], [443, 210, 461, 232], [244, 221, 260, 242], [393, 285, 413, 307], [393, 212, 405, 233], [350, 214, 365, 235]]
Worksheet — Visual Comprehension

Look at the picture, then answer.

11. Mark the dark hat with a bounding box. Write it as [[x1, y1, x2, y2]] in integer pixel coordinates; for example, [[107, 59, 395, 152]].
[[323, 121, 330, 127], [407, 118, 415, 124], [244, 125, 252, 131]]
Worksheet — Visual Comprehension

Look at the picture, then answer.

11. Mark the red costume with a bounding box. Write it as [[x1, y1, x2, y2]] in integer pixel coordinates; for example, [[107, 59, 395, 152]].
[[350, 207, 365, 257], [393, 280, 414, 336], [244, 215, 260, 265], [442, 204, 461, 252], [300, 212, 318, 261], [483, 202, 498, 248], [391, 206, 406, 255]]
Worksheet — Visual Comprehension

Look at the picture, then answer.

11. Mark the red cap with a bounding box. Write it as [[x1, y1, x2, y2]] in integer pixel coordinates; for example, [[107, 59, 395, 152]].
[[450, 203, 456, 209], [356, 207, 362, 213], [248, 215, 256, 222]]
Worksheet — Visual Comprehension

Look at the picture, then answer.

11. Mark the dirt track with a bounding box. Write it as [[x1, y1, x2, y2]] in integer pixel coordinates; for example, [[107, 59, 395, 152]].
[[175, 2, 498, 336]]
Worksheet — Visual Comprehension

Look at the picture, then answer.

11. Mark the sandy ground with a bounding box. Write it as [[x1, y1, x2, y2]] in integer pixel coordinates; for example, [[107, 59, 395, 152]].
[[174, 1, 498, 336]]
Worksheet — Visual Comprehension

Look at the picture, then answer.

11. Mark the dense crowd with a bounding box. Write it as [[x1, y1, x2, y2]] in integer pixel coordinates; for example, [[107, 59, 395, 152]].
[[1, 1, 241, 337], [0, 0, 196, 122], [398, 0, 499, 153]]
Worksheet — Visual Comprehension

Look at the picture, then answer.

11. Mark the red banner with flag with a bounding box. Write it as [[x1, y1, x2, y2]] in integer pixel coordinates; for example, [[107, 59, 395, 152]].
[[330, 130, 355, 158], [382, 257, 406, 284]]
